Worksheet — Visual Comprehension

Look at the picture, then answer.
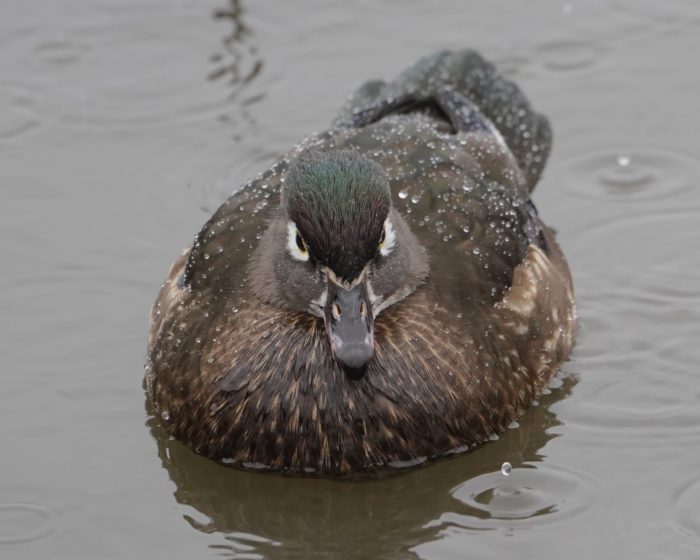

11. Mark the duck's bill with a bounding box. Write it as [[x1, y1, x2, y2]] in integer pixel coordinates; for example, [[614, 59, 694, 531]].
[[324, 278, 374, 380]]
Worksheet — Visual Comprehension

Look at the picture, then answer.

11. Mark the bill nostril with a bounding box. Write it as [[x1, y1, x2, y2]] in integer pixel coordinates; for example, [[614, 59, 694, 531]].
[[359, 302, 366, 317], [332, 302, 342, 320]]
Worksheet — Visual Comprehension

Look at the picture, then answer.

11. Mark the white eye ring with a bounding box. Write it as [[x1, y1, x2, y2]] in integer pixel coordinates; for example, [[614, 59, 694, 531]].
[[378, 218, 396, 256], [287, 221, 309, 262]]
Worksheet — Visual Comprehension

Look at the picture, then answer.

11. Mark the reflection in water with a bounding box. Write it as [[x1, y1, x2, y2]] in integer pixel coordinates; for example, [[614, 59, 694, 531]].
[[552, 149, 700, 202], [209, 0, 263, 92], [147, 375, 578, 559]]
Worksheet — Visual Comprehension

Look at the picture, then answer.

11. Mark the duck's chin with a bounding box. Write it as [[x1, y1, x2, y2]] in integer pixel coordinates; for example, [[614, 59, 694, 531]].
[[341, 361, 369, 381]]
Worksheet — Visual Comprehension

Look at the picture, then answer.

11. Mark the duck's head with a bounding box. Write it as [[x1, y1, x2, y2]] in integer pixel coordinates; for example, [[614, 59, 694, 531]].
[[250, 149, 428, 380]]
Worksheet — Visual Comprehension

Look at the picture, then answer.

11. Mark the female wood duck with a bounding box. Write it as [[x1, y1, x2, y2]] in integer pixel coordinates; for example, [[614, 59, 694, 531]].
[[146, 50, 576, 476]]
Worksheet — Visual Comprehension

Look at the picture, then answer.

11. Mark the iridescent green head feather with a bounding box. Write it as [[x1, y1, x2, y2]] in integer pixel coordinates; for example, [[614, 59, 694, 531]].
[[283, 150, 391, 281]]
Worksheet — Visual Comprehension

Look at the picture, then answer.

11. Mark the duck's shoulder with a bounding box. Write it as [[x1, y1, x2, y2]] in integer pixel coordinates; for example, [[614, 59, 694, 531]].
[[147, 156, 290, 361], [335, 111, 529, 224], [335, 115, 541, 303], [180, 160, 286, 294]]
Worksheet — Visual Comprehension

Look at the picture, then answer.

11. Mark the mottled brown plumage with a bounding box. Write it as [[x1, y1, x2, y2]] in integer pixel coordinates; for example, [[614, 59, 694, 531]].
[[146, 50, 575, 476]]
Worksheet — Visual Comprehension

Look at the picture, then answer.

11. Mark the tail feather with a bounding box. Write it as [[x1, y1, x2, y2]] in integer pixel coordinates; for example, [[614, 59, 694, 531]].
[[334, 50, 551, 192]]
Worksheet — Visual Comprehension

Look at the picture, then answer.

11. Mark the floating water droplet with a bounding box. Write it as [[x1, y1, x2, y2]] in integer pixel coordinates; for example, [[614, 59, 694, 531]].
[[554, 149, 698, 201], [451, 461, 596, 527], [161, 410, 170, 421], [398, 189, 408, 199], [617, 154, 631, 167], [501, 462, 512, 476], [410, 194, 421, 204]]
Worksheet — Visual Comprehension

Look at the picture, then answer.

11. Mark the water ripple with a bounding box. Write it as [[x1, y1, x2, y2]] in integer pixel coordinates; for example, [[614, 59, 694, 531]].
[[33, 39, 89, 66], [0, 503, 56, 545], [673, 475, 700, 544], [565, 280, 700, 443], [534, 39, 609, 74], [0, 86, 39, 140], [554, 149, 700, 202], [430, 462, 596, 532], [568, 209, 700, 287], [0, 3, 263, 129], [612, 0, 700, 26], [564, 204, 700, 446], [492, 38, 609, 78]]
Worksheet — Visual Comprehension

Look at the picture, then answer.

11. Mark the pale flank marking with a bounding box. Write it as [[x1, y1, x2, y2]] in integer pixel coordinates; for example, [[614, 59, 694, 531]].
[[379, 218, 396, 257]]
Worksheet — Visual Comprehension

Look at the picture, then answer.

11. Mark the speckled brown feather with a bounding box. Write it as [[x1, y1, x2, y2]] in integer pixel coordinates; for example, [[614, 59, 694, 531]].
[[146, 50, 576, 476], [147, 232, 574, 476]]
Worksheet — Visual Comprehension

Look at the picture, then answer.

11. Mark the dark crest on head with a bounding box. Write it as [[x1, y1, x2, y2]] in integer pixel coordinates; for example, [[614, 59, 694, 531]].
[[283, 149, 391, 281]]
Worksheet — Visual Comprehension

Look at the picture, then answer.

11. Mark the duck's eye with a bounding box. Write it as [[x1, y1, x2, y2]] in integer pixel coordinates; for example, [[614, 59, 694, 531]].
[[295, 231, 308, 255], [287, 222, 310, 262]]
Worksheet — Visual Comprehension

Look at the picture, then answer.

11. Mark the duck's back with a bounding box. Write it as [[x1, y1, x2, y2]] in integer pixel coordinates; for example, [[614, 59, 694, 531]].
[[147, 50, 575, 476]]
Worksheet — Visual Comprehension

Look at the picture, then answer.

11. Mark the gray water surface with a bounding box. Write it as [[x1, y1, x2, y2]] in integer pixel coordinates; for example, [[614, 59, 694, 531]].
[[2, 1, 699, 558]]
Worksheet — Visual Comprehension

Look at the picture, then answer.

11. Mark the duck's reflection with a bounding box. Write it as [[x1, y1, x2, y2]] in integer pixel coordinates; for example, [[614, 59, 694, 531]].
[[208, 0, 263, 89], [147, 374, 576, 559]]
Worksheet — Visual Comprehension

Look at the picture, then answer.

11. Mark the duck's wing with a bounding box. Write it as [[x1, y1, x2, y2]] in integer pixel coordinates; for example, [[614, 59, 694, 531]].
[[334, 50, 551, 193], [179, 161, 287, 293], [177, 51, 550, 306], [332, 91, 548, 306]]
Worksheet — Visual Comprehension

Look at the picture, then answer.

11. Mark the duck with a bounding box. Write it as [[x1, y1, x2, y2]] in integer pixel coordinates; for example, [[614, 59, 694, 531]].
[[146, 50, 576, 476]]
